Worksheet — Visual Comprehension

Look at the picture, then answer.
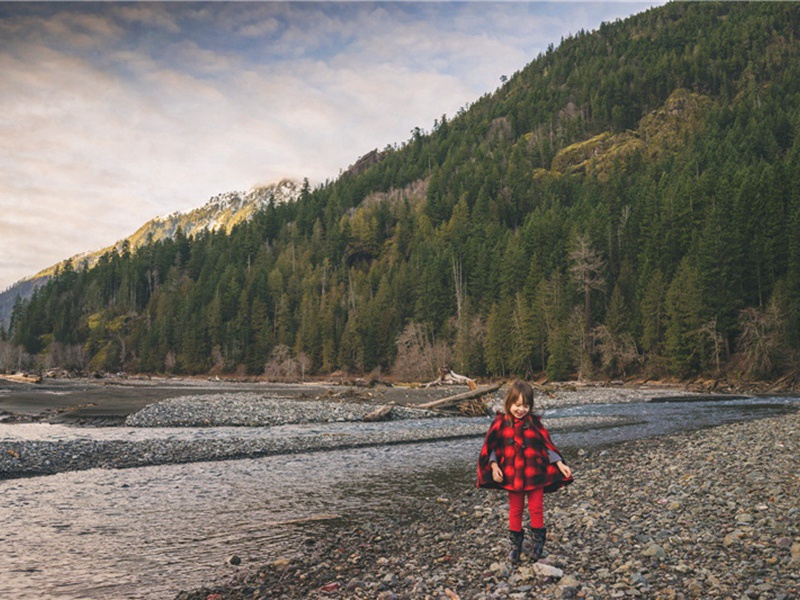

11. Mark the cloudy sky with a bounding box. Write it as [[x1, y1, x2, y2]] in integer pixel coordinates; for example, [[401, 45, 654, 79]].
[[0, 1, 663, 292]]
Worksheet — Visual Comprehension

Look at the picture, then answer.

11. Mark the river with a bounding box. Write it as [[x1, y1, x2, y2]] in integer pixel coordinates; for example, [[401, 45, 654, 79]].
[[1, 395, 797, 600]]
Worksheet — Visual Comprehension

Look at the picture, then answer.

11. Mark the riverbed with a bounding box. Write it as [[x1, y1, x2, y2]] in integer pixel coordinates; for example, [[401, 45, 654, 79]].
[[1, 393, 797, 599]]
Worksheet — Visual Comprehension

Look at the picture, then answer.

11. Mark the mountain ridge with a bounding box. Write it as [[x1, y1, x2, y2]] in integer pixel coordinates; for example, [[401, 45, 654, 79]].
[[0, 179, 301, 327]]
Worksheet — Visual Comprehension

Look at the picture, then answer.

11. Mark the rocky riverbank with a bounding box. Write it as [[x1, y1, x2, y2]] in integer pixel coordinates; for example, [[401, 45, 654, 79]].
[[176, 410, 800, 600]]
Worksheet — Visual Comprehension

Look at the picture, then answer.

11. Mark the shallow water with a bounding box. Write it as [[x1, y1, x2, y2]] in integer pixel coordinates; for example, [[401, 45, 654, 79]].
[[1, 396, 797, 599], [545, 395, 800, 449], [1, 442, 469, 600]]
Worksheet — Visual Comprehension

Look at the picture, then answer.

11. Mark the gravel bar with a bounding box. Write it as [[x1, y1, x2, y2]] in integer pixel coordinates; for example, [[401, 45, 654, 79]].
[[124, 394, 442, 427], [177, 410, 800, 600], [0, 413, 626, 480]]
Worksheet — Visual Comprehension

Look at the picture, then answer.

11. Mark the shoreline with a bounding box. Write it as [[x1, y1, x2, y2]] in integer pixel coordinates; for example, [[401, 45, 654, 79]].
[[176, 410, 800, 600], [0, 382, 722, 480], [0, 376, 711, 424], [0, 413, 635, 481]]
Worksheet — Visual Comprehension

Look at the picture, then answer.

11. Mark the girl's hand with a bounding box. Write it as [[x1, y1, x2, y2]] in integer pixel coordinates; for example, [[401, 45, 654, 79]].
[[556, 461, 572, 479], [491, 462, 504, 483]]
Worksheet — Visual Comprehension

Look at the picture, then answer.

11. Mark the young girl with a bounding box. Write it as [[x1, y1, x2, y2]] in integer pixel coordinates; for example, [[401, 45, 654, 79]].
[[477, 380, 573, 563]]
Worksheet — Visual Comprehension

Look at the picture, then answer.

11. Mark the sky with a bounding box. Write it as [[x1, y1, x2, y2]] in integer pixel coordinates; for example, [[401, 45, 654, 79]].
[[0, 1, 665, 292]]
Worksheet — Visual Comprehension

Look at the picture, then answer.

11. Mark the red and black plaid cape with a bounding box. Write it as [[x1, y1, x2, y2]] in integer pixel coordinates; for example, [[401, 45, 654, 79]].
[[476, 412, 573, 493]]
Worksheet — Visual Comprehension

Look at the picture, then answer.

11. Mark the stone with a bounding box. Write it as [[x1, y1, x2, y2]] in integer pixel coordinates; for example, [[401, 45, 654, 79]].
[[514, 565, 535, 579], [559, 574, 581, 587], [489, 561, 505, 573], [642, 543, 666, 559], [791, 543, 800, 563], [629, 572, 648, 588], [723, 532, 740, 546], [532, 563, 564, 578], [226, 555, 241, 566], [345, 579, 366, 591]]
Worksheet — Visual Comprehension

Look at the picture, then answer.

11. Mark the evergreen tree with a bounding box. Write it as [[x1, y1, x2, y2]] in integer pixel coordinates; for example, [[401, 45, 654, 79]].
[[665, 257, 706, 377]]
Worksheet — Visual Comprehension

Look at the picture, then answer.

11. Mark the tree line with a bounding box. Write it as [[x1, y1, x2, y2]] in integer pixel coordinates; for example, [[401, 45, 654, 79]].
[[5, 2, 800, 384]]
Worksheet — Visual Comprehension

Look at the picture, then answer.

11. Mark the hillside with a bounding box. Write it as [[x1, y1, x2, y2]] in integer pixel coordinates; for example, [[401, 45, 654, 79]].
[[5, 2, 800, 387], [0, 180, 300, 328]]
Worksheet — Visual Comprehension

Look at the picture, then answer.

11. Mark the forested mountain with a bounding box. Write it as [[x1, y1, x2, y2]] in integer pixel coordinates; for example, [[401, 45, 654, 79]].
[[5, 2, 800, 384], [0, 180, 300, 329]]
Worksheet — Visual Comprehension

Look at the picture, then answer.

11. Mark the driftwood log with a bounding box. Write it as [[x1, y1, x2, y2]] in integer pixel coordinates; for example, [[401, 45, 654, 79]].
[[362, 403, 395, 422], [425, 367, 478, 390], [0, 372, 42, 384], [416, 382, 502, 410]]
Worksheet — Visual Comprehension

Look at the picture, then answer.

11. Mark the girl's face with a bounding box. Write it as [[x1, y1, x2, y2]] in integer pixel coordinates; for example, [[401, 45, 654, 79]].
[[509, 394, 531, 420]]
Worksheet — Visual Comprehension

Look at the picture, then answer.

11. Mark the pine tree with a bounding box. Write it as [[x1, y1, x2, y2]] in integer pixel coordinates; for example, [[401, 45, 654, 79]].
[[665, 257, 706, 377]]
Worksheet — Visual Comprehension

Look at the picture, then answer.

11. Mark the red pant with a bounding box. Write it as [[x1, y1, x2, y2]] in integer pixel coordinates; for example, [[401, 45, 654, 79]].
[[508, 487, 544, 531]]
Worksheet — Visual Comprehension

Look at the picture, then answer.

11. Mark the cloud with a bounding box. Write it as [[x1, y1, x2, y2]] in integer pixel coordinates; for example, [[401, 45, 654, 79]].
[[0, 1, 665, 290], [236, 17, 282, 39], [114, 4, 181, 34]]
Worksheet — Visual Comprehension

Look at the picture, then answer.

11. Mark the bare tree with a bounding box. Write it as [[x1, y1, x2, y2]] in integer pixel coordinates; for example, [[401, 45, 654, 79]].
[[698, 317, 724, 374], [452, 257, 465, 319], [394, 321, 452, 382], [568, 233, 605, 355], [737, 304, 785, 379], [264, 344, 305, 381], [593, 324, 641, 378], [0, 340, 32, 373]]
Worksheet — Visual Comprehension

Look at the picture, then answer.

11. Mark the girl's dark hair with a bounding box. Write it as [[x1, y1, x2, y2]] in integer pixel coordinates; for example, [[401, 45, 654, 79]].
[[503, 380, 534, 417]]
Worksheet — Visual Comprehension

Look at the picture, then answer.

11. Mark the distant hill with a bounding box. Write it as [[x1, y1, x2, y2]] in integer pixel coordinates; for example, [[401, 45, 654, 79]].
[[0, 179, 300, 328], [0, 277, 43, 331]]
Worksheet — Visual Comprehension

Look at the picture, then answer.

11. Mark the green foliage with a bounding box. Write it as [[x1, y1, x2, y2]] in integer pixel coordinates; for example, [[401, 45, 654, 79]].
[[546, 326, 573, 382], [9, 2, 800, 383], [665, 257, 707, 377]]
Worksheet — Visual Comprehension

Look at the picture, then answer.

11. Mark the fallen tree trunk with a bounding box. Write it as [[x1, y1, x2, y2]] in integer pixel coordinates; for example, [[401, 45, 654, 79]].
[[0, 372, 42, 384], [425, 368, 477, 390], [416, 382, 502, 410], [362, 403, 395, 422]]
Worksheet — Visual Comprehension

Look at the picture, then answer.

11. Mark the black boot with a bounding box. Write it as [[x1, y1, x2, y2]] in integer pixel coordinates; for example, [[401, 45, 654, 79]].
[[528, 526, 547, 562], [508, 529, 524, 563]]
